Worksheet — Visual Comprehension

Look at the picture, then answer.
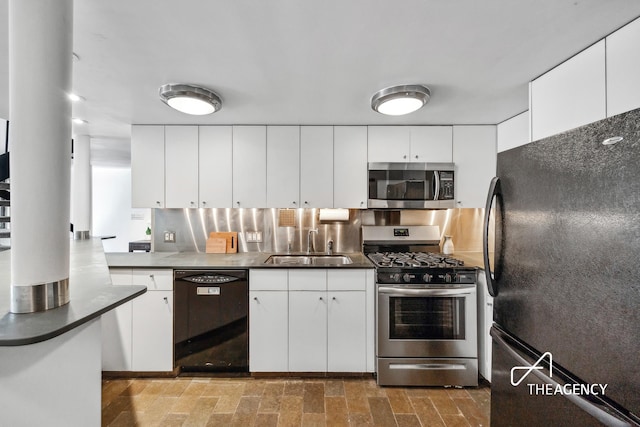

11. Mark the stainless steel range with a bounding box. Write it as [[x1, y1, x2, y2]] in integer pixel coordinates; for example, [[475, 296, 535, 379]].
[[363, 225, 478, 387]]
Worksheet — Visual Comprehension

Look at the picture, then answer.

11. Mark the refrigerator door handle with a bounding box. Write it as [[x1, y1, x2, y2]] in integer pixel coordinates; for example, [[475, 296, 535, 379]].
[[491, 327, 635, 427], [483, 176, 501, 297]]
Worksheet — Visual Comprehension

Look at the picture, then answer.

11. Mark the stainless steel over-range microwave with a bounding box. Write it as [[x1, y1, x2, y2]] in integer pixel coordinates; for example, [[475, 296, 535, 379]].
[[368, 162, 455, 209]]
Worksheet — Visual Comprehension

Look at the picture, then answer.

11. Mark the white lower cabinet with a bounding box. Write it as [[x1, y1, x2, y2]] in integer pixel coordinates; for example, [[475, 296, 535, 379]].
[[131, 290, 173, 371], [289, 291, 328, 372], [102, 268, 173, 372], [249, 290, 289, 372], [328, 290, 366, 372], [249, 268, 373, 373]]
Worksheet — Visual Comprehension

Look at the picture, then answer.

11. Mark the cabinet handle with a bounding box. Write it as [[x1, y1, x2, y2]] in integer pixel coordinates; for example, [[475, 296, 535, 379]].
[[202, 201, 206, 205], [236, 201, 241, 206], [190, 201, 195, 205], [403, 155, 407, 159], [332, 297, 337, 301], [156, 201, 161, 205], [163, 297, 168, 304], [304, 201, 309, 205], [253, 297, 259, 303], [149, 274, 154, 278], [319, 297, 323, 301], [415, 155, 419, 159], [292, 201, 297, 205]]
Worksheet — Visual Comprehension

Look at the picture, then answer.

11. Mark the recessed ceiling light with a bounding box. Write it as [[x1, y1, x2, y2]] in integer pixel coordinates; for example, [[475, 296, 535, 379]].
[[72, 118, 87, 124], [158, 84, 222, 115], [371, 84, 431, 116], [68, 93, 85, 102]]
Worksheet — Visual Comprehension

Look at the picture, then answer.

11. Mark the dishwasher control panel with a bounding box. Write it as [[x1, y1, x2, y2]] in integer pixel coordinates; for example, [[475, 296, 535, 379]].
[[179, 274, 238, 284]]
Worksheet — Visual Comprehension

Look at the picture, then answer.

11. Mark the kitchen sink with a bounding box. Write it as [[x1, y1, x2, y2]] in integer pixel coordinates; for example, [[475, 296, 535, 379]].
[[264, 255, 353, 266]]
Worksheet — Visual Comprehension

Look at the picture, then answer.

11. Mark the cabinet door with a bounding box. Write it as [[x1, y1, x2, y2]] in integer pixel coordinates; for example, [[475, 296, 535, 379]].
[[199, 126, 232, 207], [333, 126, 367, 208], [289, 291, 327, 372], [606, 17, 640, 117], [101, 301, 132, 371], [328, 291, 366, 372], [409, 126, 453, 162], [453, 125, 496, 208], [530, 40, 606, 140], [300, 126, 333, 208], [249, 291, 289, 372], [367, 126, 410, 162], [165, 126, 199, 208], [497, 111, 529, 153], [131, 290, 173, 371], [131, 125, 165, 208], [267, 126, 300, 208], [232, 126, 267, 208]]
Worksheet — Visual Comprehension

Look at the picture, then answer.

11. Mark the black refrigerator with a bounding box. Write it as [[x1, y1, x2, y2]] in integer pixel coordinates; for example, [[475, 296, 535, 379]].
[[483, 108, 640, 426]]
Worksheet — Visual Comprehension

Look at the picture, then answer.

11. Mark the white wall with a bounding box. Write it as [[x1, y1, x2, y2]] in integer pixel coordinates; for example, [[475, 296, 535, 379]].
[[92, 166, 150, 252]]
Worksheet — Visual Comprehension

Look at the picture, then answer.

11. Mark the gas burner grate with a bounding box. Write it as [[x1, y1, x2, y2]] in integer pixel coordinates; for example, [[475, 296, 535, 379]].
[[366, 251, 465, 269]]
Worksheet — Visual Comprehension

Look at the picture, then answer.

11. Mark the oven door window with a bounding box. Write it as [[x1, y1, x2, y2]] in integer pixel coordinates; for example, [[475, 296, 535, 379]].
[[389, 296, 465, 340]]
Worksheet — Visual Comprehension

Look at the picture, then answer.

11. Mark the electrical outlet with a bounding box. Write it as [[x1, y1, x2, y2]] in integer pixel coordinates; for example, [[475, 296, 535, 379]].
[[245, 231, 263, 243], [164, 231, 176, 243]]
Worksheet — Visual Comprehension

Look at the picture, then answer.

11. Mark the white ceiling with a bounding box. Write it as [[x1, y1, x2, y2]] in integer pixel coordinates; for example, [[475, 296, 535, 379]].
[[1, 0, 640, 165]]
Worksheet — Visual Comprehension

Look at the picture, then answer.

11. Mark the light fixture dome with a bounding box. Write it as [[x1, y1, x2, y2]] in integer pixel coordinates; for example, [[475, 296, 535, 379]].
[[159, 84, 222, 115], [371, 84, 431, 116]]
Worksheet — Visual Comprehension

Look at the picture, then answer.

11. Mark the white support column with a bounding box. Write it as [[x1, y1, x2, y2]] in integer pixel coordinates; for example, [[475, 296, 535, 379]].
[[9, 0, 73, 313], [72, 135, 92, 239]]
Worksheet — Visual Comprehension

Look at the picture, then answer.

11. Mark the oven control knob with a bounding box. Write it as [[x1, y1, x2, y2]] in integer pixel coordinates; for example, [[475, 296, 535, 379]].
[[422, 273, 432, 283], [445, 273, 457, 283], [403, 273, 412, 283], [389, 273, 401, 283]]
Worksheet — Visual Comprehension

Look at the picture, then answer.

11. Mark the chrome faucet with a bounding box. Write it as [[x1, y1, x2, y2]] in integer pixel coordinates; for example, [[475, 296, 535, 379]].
[[327, 239, 334, 255], [307, 228, 318, 254]]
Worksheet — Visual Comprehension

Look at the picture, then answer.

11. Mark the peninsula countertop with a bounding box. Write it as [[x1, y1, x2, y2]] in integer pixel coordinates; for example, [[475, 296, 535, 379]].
[[0, 239, 146, 346]]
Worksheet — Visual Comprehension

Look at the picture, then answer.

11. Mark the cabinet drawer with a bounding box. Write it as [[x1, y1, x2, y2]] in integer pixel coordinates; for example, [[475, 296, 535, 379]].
[[327, 269, 367, 291], [288, 269, 327, 291], [250, 269, 288, 291], [132, 269, 173, 290], [109, 268, 132, 286]]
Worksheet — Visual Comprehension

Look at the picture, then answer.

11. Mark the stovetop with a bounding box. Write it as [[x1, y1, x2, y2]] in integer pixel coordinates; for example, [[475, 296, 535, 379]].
[[366, 251, 465, 269], [366, 251, 477, 285]]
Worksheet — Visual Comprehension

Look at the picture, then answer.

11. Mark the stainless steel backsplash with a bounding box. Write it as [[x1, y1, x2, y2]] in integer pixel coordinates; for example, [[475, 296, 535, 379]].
[[152, 208, 489, 253], [153, 208, 362, 253]]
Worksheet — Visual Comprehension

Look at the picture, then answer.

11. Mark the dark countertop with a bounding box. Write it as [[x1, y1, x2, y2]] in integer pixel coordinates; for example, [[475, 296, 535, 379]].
[[105, 251, 374, 269], [0, 239, 146, 346]]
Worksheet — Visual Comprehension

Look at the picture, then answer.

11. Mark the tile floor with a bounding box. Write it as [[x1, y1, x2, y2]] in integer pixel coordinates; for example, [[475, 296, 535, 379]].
[[102, 376, 490, 427]]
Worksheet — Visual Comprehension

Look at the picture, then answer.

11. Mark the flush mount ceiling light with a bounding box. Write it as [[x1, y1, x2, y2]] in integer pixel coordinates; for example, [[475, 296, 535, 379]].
[[371, 84, 431, 116], [159, 84, 222, 115]]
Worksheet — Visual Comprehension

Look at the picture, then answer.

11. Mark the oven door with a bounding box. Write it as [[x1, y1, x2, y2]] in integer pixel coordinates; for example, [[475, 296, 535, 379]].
[[377, 284, 477, 358]]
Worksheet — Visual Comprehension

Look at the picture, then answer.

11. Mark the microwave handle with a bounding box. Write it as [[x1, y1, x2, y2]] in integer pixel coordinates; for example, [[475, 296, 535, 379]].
[[433, 171, 440, 200]]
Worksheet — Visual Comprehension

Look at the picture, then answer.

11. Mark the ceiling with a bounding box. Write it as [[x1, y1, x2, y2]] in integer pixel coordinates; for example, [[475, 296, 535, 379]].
[[1, 0, 640, 166]]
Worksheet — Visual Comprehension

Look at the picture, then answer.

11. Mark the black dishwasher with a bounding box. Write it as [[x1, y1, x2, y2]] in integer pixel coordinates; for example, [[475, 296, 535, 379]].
[[174, 269, 248, 373]]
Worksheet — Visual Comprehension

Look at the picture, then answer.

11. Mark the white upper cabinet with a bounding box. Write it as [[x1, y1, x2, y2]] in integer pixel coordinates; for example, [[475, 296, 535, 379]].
[[232, 126, 267, 208], [333, 126, 367, 209], [131, 125, 165, 208], [606, 17, 640, 117], [165, 126, 199, 208], [367, 126, 410, 162], [409, 126, 453, 163], [530, 40, 606, 141], [453, 125, 496, 208], [267, 126, 300, 208], [497, 111, 530, 153], [199, 126, 232, 208], [300, 126, 333, 208], [368, 126, 453, 163]]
